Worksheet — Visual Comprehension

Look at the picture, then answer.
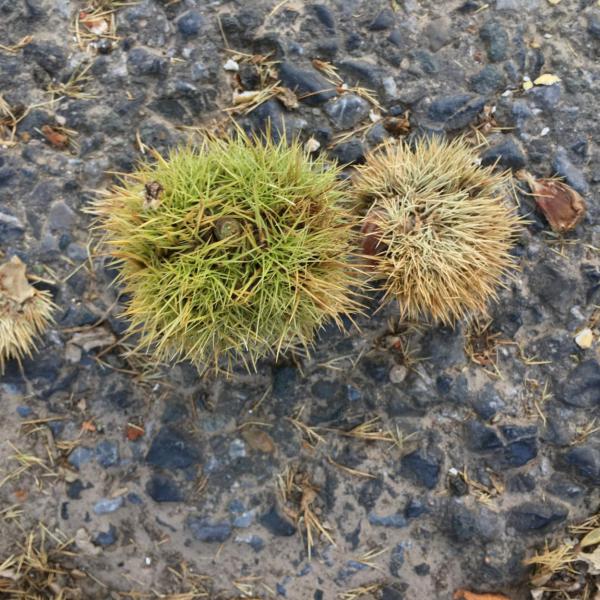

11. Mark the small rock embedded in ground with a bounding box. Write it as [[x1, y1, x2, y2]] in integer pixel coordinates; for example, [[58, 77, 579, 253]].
[[187, 517, 232, 543], [93, 496, 124, 515]]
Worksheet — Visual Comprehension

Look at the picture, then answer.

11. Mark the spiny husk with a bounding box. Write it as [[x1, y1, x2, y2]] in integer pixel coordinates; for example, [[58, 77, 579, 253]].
[[353, 136, 524, 324], [92, 133, 362, 370], [0, 256, 55, 373]]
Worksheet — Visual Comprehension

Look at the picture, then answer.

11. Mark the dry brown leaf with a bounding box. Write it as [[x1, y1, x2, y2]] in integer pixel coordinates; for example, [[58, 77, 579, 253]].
[[454, 590, 511, 600], [144, 181, 163, 210], [125, 423, 144, 441], [81, 420, 96, 433], [276, 86, 299, 109], [383, 113, 411, 136], [581, 527, 600, 548], [242, 427, 276, 453], [0, 256, 35, 304], [517, 170, 586, 233], [41, 124, 69, 149]]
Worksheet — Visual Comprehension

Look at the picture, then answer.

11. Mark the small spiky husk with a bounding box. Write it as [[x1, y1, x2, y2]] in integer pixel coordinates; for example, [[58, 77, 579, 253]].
[[92, 133, 362, 370], [353, 136, 524, 324], [0, 260, 55, 373]]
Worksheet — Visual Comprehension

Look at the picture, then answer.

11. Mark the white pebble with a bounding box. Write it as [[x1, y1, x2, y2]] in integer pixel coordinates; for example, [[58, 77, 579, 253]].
[[223, 58, 239, 72]]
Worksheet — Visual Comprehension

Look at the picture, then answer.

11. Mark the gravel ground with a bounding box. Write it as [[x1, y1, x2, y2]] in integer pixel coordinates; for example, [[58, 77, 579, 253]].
[[1, 0, 600, 599]]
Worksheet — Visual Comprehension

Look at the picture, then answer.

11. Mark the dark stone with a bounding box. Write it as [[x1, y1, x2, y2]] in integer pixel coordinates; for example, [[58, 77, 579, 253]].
[[503, 438, 537, 467], [448, 472, 469, 496], [329, 139, 365, 165], [457, 0, 482, 12], [278, 62, 337, 106], [479, 20, 509, 62], [369, 8, 395, 31], [176, 10, 203, 36], [414, 563, 430, 575], [368, 513, 407, 528], [93, 524, 118, 547], [529, 83, 561, 110], [310, 4, 335, 30], [560, 446, 600, 484], [148, 97, 188, 123], [145, 426, 202, 470], [336, 60, 382, 91], [249, 99, 286, 143], [361, 355, 389, 383], [427, 94, 486, 131], [445, 501, 477, 542], [589, 15, 600, 39], [66, 479, 86, 500], [481, 139, 526, 170], [387, 29, 404, 48], [146, 473, 184, 502], [404, 497, 427, 519], [401, 451, 441, 489], [469, 65, 506, 94], [68, 446, 94, 469], [272, 364, 297, 398], [187, 517, 232, 543], [546, 474, 585, 502], [260, 505, 297, 536], [23, 41, 66, 76], [0, 167, 16, 188], [528, 263, 578, 315], [553, 147, 589, 195], [127, 48, 168, 78], [358, 477, 384, 512], [472, 385, 505, 420], [560, 360, 600, 408], [389, 543, 404, 577], [499, 425, 537, 440], [466, 420, 503, 452], [324, 95, 369, 130], [508, 502, 568, 533], [381, 585, 406, 600], [95, 440, 119, 468], [411, 50, 438, 75], [506, 473, 536, 493]]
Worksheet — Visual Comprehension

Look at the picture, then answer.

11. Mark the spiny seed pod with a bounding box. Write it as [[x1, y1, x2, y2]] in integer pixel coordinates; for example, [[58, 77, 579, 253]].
[[0, 256, 54, 372], [353, 136, 523, 324], [92, 134, 362, 370]]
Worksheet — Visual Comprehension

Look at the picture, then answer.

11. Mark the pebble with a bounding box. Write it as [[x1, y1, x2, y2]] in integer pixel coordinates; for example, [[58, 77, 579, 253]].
[[466, 420, 503, 451], [561, 446, 600, 484], [401, 450, 441, 489], [95, 440, 120, 468], [68, 446, 94, 470], [233, 510, 256, 528], [389, 365, 408, 384], [127, 48, 168, 78], [552, 147, 590, 195], [503, 438, 538, 467], [427, 94, 486, 131], [176, 11, 203, 37], [369, 9, 395, 31], [589, 15, 600, 39], [66, 479, 86, 500], [16, 406, 33, 418], [93, 496, 124, 515], [575, 328, 594, 349], [223, 59, 239, 72], [389, 544, 405, 577], [469, 65, 506, 94], [145, 473, 183, 502], [278, 62, 337, 106], [508, 502, 568, 532], [235, 533, 265, 552], [368, 513, 408, 528], [479, 21, 509, 62], [329, 139, 366, 165], [48, 201, 76, 231], [311, 4, 335, 30], [560, 360, 600, 408], [481, 138, 526, 170], [187, 517, 232, 543], [260, 505, 297, 536], [94, 524, 118, 547], [145, 426, 202, 470], [324, 95, 369, 130]]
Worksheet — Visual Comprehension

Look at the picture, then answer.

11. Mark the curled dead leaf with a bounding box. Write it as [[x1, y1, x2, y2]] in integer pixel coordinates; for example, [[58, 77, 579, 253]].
[[453, 590, 512, 600], [383, 113, 411, 136], [517, 170, 586, 233]]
